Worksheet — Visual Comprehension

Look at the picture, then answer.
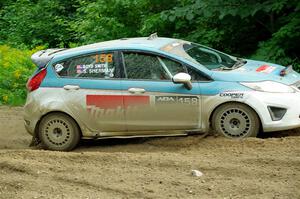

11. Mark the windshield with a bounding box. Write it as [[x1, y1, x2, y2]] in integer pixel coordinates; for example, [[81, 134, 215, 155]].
[[161, 41, 240, 70]]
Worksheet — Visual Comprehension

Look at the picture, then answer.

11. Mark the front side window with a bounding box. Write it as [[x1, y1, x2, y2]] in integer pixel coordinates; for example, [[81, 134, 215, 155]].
[[159, 57, 186, 76], [123, 53, 170, 80], [53, 52, 120, 79], [160, 56, 209, 81], [122, 52, 209, 81]]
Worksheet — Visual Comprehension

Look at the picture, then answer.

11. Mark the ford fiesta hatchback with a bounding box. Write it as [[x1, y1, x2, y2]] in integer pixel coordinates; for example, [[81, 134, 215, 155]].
[[24, 34, 300, 151]]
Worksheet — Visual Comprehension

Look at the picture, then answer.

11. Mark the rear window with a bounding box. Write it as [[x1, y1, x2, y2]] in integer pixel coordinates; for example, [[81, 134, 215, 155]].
[[53, 52, 121, 79]]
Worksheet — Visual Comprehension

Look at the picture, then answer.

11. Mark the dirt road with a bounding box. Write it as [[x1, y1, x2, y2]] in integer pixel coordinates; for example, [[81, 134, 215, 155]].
[[0, 106, 299, 199]]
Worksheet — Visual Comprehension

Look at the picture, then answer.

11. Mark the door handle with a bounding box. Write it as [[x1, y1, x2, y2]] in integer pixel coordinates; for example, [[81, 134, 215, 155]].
[[128, 88, 146, 94], [63, 85, 80, 90]]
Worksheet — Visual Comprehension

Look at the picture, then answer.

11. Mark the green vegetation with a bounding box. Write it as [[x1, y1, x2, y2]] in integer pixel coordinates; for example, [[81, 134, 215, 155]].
[[0, 0, 299, 105], [0, 46, 44, 105]]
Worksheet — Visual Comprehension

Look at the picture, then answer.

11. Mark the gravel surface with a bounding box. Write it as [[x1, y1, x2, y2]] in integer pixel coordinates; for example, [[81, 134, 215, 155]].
[[0, 106, 299, 199]]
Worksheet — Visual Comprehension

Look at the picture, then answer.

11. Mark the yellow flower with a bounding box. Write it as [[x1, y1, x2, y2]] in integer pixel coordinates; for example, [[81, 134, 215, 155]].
[[3, 62, 10, 68], [2, 95, 8, 102], [30, 46, 45, 55], [14, 70, 21, 79]]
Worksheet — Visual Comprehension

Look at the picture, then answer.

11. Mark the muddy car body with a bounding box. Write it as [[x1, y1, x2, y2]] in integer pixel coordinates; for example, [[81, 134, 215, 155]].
[[24, 35, 300, 151]]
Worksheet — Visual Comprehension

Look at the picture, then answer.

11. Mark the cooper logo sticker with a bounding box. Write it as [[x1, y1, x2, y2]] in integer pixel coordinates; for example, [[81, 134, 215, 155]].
[[219, 93, 244, 99]]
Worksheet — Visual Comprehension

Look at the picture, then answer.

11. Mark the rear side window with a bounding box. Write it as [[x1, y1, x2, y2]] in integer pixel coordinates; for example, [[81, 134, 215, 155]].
[[53, 52, 120, 79]]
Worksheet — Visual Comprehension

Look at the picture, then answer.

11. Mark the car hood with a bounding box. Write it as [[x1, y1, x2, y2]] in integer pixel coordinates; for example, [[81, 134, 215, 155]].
[[211, 59, 300, 85]]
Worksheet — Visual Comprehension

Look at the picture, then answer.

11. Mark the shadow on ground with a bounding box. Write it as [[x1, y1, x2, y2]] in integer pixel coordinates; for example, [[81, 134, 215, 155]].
[[258, 128, 300, 138], [77, 128, 300, 150]]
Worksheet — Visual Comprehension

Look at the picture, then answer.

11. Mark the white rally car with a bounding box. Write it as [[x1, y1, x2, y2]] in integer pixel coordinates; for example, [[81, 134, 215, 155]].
[[24, 35, 300, 151]]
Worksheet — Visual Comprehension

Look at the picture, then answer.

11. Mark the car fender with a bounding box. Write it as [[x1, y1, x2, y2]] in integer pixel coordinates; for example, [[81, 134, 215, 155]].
[[201, 91, 264, 131], [37, 99, 97, 137]]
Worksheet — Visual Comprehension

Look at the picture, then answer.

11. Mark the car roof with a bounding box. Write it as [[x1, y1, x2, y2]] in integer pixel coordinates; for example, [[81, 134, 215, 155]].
[[56, 37, 178, 56], [45, 36, 214, 77]]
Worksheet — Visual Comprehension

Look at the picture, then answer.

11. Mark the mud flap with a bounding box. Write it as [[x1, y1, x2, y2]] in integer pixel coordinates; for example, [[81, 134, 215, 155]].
[[29, 136, 41, 147]]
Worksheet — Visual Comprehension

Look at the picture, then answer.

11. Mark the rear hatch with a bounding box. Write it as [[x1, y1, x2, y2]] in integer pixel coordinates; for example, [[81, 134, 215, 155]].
[[27, 48, 66, 92]]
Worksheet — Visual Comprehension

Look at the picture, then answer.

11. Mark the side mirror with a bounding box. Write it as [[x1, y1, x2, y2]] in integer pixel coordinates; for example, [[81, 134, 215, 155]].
[[172, 73, 192, 90]]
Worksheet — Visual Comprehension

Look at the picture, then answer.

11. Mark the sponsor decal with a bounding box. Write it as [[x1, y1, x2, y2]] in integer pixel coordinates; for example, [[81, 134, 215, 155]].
[[87, 95, 123, 109], [55, 64, 64, 72], [95, 54, 113, 63], [86, 95, 200, 117], [75, 53, 114, 76], [86, 95, 150, 117], [256, 65, 276, 74], [219, 92, 244, 99], [155, 96, 199, 105], [87, 105, 124, 118], [172, 42, 180, 47], [87, 95, 149, 109], [76, 64, 114, 75]]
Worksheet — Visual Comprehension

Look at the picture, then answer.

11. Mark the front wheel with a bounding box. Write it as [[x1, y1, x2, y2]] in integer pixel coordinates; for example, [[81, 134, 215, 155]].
[[212, 103, 260, 138], [38, 113, 80, 151]]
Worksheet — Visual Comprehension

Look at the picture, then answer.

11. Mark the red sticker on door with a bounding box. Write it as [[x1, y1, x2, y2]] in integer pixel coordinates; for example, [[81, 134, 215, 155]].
[[86, 95, 149, 109]]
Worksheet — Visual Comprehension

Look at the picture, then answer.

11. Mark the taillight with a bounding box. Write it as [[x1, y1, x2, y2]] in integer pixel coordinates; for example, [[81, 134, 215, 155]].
[[26, 68, 47, 92]]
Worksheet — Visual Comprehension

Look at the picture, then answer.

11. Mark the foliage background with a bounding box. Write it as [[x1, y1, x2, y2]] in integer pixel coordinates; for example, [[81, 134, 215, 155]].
[[0, 0, 299, 105]]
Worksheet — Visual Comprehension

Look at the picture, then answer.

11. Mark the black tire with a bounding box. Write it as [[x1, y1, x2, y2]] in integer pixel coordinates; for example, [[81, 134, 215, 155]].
[[212, 103, 260, 138], [38, 113, 80, 151]]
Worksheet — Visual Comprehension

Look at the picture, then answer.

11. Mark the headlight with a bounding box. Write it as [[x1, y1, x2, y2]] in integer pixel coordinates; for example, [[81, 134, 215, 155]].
[[240, 81, 295, 93], [292, 81, 300, 92]]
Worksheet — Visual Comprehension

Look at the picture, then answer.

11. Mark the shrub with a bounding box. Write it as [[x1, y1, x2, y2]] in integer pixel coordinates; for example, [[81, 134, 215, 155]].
[[0, 45, 44, 105]]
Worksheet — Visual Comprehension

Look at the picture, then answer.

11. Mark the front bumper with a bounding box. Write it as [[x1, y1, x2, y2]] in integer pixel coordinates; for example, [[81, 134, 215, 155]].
[[245, 91, 300, 132]]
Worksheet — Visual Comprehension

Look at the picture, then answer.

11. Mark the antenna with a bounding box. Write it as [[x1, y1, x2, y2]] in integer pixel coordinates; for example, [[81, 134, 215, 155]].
[[147, 33, 158, 40]]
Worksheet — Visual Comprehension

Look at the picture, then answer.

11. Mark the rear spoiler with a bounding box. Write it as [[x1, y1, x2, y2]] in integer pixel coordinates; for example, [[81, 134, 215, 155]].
[[31, 48, 67, 68]]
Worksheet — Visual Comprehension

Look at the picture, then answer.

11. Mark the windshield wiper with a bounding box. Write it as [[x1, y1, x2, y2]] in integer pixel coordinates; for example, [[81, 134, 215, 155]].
[[212, 58, 246, 71], [231, 58, 247, 69], [212, 65, 232, 71]]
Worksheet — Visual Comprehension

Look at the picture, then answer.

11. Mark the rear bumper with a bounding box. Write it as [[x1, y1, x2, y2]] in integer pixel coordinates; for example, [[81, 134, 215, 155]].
[[24, 119, 35, 135], [23, 91, 43, 136], [23, 107, 39, 136]]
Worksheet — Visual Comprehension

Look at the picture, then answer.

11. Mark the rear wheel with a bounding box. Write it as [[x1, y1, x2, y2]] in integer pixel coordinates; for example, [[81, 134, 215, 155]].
[[38, 113, 80, 151], [212, 103, 260, 138]]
